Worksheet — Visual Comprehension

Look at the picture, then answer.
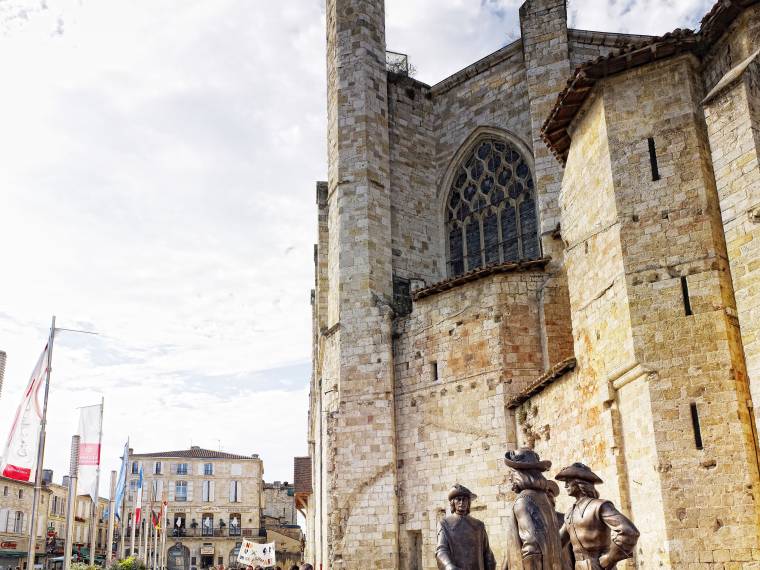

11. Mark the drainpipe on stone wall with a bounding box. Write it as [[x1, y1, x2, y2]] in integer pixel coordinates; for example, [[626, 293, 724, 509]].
[[385, 310, 402, 569]]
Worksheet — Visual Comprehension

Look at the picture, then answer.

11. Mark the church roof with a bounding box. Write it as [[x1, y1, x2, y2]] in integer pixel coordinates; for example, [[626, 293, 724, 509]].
[[541, 0, 759, 164]]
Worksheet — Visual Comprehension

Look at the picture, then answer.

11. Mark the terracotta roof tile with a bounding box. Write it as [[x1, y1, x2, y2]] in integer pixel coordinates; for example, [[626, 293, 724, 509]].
[[294, 456, 312, 495], [412, 258, 550, 301], [541, 0, 759, 164], [130, 448, 258, 460]]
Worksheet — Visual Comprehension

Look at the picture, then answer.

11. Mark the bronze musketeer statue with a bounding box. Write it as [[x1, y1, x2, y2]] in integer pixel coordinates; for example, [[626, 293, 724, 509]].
[[503, 448, 563, 570], [436, 484, 497, 570], [555, 463, 640, 570]]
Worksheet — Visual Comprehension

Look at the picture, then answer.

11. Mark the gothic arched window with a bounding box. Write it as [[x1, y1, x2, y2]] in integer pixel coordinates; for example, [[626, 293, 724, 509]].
[[446, 137, 540, 277]]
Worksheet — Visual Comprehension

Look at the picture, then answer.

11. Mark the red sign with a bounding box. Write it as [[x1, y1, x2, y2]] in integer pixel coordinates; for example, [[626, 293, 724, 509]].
[[79, 443, 101, 466], [1, 541, 18, 549]]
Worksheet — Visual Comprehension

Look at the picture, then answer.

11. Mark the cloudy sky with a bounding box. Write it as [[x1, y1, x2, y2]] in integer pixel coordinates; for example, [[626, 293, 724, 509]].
[[0, 0, 717, 494]]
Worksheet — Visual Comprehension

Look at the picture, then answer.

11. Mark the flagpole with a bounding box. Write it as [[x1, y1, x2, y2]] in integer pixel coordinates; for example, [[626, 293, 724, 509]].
[[120, 439, 129, 561], [152, 512, 158, 570], [26, 316, 56, 570], [160, 501, 167, 570], [106, 470, 116, 566], [129, 461, 136, 559], [142, 518, 148, 564], [63, 435, 80, 570], [88, 397, 104, 566]]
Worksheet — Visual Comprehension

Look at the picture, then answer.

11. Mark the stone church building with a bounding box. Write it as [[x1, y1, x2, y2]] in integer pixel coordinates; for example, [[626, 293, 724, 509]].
[[303, 0, 760, 567]]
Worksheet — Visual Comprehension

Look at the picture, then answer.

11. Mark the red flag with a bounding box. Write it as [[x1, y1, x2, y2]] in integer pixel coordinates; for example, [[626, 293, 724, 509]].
[[0, 344, 49, 481]]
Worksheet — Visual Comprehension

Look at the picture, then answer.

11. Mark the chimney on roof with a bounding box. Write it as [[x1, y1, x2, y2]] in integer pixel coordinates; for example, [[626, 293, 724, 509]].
[[42, 470, 53, 485], [62, 475, 70, 488], [191, 446, 200, 450], [251, 454, 259, 459]]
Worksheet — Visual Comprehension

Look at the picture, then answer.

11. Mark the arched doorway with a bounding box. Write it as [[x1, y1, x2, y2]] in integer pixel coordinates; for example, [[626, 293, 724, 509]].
[[167, 542, 190, 570], [228, 543, 242, 569]]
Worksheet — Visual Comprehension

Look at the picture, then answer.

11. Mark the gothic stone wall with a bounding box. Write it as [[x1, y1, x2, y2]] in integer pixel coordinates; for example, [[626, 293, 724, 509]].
[[521, 55, 760, 569], [704, 47, 760, 443], [393, 270, 547, 569]]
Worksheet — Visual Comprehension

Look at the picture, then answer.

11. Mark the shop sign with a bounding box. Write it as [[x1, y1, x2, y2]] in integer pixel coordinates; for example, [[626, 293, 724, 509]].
[[200, 546, 214, 555], [1, 541, 18, 549]]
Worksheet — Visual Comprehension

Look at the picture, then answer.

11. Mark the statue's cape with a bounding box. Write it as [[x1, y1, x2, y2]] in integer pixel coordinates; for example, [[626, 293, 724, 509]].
[[504, 490, 564, 570]]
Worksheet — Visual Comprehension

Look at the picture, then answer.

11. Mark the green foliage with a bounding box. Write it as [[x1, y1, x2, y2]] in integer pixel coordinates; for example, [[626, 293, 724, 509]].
[[108, 556, 146, 570], [71, 563, 98, 570]]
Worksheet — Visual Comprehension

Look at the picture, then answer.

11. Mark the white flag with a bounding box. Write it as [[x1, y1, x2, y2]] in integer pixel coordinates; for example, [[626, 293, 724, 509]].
[[0, 344, 49, 481], [77, 403, 102, 500], [237, 540, 276, 567]]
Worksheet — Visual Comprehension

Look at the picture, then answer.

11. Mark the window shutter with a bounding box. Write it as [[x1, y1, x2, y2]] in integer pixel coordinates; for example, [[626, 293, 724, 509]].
[[0, 508, 7, 532], [157, 480, 164, 499], [202, 481, 209, 502], [236, 481, 242, 503], [196, 463, 204, 476], [168, 483, 175, 502], [229, 481, 234, 502], [209, 481, 215, 502], [186, 481, 193, 501]]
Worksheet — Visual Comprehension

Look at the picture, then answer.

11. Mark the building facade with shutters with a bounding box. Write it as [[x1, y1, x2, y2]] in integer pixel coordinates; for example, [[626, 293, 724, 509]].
[[305, 0, 760, 568], [0, 473, 108, 570], [125, 447, 264, 570]]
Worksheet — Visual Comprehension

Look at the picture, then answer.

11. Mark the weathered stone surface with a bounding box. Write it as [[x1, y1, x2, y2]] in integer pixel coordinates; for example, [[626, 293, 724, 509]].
[[306, 1, 760, 569]]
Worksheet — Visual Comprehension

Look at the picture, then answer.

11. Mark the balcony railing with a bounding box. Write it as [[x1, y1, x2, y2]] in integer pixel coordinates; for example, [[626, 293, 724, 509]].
[[171, 527, 254, 538]]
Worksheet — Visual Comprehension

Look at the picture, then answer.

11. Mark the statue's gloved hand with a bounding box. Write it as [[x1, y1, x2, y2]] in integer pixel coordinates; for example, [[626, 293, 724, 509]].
[[522, 554, 543, 570]]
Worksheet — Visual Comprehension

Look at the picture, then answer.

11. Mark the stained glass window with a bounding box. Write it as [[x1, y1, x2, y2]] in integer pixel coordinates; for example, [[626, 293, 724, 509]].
[[446, 137, 540, 276]]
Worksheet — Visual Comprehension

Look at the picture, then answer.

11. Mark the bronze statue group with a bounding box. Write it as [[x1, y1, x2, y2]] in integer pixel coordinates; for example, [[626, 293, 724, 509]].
[[436, 448, 640, 570]]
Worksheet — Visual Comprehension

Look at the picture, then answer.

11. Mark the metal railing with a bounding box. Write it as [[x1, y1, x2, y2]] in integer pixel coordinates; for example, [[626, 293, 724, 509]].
[[170, 527, 254, 538], [386, 51, 409, 76]]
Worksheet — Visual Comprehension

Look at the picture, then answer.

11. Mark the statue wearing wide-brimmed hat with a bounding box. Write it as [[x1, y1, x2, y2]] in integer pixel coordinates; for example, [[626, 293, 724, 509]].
[[555, 463, 640, 569], [435, 484, 496, 570], [503, 448, 563, 570]]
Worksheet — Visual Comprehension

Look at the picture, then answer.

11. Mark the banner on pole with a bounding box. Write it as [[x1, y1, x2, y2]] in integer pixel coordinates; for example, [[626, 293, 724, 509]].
[[0, 344, 50, 481], [135, 465, 144, 524], [237, 540, 275, 567], [77, 404, 103, 500]]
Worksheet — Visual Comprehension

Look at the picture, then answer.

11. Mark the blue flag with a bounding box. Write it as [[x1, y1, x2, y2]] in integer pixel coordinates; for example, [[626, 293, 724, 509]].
[[104, 440, 129, 520]]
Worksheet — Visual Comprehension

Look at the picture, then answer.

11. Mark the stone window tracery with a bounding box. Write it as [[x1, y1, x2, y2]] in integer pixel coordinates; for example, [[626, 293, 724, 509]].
[[446, 137, 540, 277]]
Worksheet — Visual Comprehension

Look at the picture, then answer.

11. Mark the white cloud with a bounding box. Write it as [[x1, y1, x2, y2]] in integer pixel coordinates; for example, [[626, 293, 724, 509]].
[[0, 0, 719, 493]]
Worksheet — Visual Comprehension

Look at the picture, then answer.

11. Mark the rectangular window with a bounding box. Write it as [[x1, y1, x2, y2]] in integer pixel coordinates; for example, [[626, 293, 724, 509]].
[[648, 137, 660, 181], [201, 514, 214, 536], [229, 481, 242, 503], [131, 461, 139, 475], [2, 486, 7, 497], [154, 462, 162, 475], [175, 481, 188, 502], [202, 481, 211, 502], [431, 361, 439, 382], [691, 403, 704, 449], [128, 480, 137, 502], [13, 511, 23, 533], [204, 463, 213, 476], [17, 489, 23, 499], [176, 463, 188, 476], [229, 513, 241, 536], [681, 276, 693, 316]]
